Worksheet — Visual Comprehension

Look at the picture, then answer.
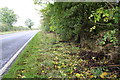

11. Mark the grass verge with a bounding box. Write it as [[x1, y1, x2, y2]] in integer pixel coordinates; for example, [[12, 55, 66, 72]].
[[3, 31, 119, 79]]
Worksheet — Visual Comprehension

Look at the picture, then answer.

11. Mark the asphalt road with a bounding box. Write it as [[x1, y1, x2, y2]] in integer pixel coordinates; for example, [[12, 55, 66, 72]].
[[0, 30, 38, 69]]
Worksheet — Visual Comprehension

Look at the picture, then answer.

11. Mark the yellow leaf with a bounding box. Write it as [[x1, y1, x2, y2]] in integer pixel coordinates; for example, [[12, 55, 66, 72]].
[[21, 76, 26, 78], [42, 70, 44, 73], [100, 72, 108, 78], [75, 73, 83, 78], [74, 67, 76, 69], [100, 75, 104, 78], [76, 73, 80, 77], [63, 73, 66, 76], [48, 77, 52, 78], [102, 72, 108, 76], [58, 66, 61, 69], [90, 75, 94, 78]]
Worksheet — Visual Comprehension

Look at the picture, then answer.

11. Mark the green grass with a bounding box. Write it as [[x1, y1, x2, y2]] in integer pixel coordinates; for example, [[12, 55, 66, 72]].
[[2, 31, 118, 79]]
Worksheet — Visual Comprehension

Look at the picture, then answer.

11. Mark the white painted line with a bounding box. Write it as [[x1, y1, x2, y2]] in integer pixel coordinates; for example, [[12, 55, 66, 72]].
[[0, 31, 39, 77], [0, 31, 31, 40], [0, 36, 15, 40]]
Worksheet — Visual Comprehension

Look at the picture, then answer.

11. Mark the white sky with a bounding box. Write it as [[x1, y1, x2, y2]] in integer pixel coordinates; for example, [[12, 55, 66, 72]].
[[0, 0, 41, 28]]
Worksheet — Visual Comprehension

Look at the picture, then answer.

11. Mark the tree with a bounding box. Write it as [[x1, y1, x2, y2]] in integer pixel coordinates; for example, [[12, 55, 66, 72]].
[[0, 7, 18, 27], [35, 2, 120, 64], [39, 2, 105, 42], [25, 19, 34, 29]]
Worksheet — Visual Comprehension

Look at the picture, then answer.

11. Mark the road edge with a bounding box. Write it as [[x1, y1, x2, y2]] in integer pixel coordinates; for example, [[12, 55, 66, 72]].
[[0, 30, 39, 78]]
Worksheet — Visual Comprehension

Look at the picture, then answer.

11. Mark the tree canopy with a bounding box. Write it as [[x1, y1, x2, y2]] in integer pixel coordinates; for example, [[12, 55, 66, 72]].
[[25, 19, 34, 29], [0, 7, 18, 27], [38, 2, 119, 46]]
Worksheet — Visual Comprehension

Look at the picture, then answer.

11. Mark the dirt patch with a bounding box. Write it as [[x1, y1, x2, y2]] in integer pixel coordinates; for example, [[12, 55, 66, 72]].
[[75, 50, 120, 78]]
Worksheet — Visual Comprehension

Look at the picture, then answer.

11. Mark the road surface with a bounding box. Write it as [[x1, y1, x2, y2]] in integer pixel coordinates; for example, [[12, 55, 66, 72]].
[[0, 30, 38, 69]]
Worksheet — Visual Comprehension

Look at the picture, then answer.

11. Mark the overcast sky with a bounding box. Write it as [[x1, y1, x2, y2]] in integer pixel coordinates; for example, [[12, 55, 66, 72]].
[[0, 0, 41, 28]]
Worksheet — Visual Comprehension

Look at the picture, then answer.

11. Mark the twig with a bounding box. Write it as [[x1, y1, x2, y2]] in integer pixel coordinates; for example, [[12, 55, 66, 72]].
[[90, 21, 119, 27], [108, 65, 120, 67], [105, 0, 115, 9]]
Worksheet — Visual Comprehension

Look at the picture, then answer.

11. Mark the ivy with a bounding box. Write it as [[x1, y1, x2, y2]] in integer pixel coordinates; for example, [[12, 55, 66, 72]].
[[99, 29, 118, 45], [90, 6, 119, 25]]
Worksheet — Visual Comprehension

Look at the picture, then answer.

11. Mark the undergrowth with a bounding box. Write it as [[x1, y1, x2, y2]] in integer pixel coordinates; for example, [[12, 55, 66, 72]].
[[3, 31, 119, 79]]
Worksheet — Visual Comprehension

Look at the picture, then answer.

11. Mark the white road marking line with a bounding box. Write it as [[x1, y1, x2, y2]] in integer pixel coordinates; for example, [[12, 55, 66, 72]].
[[0, 36, 16, 40], [0, 32, 31, 40], [0, 31, 39, 78]]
